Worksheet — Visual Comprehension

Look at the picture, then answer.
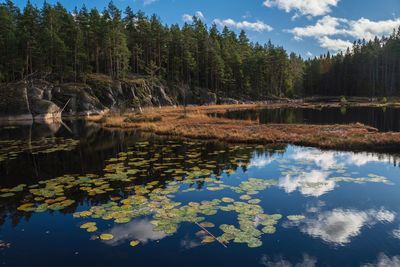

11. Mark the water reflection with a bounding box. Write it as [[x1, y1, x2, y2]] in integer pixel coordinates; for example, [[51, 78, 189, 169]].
[[1, 121, 400, 266], [106, 219, 168, 246], [279, 170, 335, 197], [259, 254, 317, 267], [215, 107, 400, 132], [275, 147, 396, 197], [180, 235, 203, 250], [300, 208, 395, 245], [361, 253, 400, 267]]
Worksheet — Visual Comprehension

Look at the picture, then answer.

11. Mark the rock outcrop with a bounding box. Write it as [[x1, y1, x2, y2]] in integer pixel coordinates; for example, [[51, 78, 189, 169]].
[[0, 74, 243, 122], [0, 80, 61, 122], [183, 86, 217, 105], [0, 74, 178, 121], [0, 82, 33, 121]]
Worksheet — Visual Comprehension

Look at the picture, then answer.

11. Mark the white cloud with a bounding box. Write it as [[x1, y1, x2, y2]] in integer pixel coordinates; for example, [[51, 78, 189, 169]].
[[291, 149, 341, 170], [263, 0, 340, 17], [306, 51, 313, 57], [260, 254, 317, 267], [249, 155, 274, 168], [182, 14, 192, 23], [182, 11, 205, 23], [195, 11, 204, 20], [104, 219, 168, 246], [279, 170, 336, 197], [346, 153, 390, 166], [318, 36, 353, 53], [288, 16, 400, 52], [213, 18, 273, 32], [301, 208, 395, 245], [289, 16, 347, 39], [347, 17, 400, 40], [361, 253, 400, 267]]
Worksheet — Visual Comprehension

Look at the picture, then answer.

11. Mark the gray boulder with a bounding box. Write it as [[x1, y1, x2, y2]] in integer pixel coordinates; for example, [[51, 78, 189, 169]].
[[0, 81, 32, 121]]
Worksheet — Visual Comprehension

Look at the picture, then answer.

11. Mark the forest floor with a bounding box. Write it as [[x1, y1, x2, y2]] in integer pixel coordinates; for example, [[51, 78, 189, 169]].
[[89, 102, 400, 152]]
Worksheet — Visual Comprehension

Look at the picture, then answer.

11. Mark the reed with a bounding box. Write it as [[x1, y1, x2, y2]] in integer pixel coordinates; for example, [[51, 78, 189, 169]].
[[94, 104, 400, 153]]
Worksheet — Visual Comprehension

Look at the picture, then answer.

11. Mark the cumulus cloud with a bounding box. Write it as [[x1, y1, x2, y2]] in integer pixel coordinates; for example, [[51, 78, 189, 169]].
[[281, 148, 394, 196], [263, 0, 340, 17], [289, 16, 400, 52], [213, 18, 273, 32], [346, 153, 391, 166], [260, 254, 317, 267], [291, 148, 392, 168], [249, 155, 275, 168], [289, 16, 347, 39], [301, 208, 395, 245], [361, 253, 400, 267], [182, 11, 205, 23], [348, 18, 400, 40], [104, 219, 168, 246], [318, 36, 353, 53], [279, 170, 336, 197], [291, 149, 341, 170]]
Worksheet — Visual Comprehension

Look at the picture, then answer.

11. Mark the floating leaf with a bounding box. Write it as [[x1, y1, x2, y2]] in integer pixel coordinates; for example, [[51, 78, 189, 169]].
[[80, 222, 97, 229], [100, 234, 114, 241], [287, 215, 305, 221], [130, 240, 140, 247], [221, 197, 234, 203]]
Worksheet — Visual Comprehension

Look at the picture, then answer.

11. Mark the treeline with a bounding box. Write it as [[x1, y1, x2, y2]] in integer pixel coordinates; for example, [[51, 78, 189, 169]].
[[0, 0, 399, 99], [304, 31, 400, 97], [0, 0, 303, 99]]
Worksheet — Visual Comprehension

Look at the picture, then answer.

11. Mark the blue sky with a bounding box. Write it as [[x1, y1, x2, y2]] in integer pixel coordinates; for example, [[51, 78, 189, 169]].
[[11, 0, 400, 57]]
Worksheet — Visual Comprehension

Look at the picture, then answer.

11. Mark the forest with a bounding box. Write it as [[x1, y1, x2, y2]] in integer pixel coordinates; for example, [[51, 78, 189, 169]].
[[1, 0, 400, 99]]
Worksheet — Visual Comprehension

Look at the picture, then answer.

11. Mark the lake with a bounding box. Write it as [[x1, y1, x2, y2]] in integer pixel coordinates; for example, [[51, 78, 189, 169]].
[[212, 106, 400, 132], [1, 120, 400, 266]]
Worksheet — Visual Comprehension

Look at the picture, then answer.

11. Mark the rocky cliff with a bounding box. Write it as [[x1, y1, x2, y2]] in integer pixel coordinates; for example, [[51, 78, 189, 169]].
[[0, 74, 179, 122]]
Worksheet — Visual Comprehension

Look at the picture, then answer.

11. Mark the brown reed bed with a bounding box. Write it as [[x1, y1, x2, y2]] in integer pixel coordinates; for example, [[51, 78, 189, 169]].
[[92, 103, 400, 153]]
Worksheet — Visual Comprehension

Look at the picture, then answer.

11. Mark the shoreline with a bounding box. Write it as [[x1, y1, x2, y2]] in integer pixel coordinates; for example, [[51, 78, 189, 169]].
[[88, 102, 400, 153]]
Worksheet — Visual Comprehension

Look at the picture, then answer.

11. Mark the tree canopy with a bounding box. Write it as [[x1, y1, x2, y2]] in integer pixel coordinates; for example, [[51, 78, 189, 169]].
[[1, 1, 399, 98]]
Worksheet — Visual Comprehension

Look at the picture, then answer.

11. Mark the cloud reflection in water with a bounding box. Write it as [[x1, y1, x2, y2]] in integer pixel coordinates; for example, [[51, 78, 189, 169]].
[[105, 218, 168, 246], [300, 208, 395, 245]]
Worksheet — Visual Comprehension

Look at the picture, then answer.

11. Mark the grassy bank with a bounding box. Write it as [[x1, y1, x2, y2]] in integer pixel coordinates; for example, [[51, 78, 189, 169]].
[[90, 103, 400, 152]]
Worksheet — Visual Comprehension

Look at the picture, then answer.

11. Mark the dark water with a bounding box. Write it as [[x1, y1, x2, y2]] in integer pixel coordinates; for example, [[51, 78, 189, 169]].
[[1, 121, 400, 266], [214, 107, 400, 132]]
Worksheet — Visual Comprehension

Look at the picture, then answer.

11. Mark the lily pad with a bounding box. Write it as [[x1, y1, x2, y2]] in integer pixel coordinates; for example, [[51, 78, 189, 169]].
[[130, 240, 140, 247], [100, 234, 114, 241]]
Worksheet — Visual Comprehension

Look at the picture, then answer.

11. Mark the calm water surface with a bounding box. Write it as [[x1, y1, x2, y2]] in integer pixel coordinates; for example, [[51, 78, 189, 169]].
[[214, 107, 400, 132], [1, 121, 400, 266]]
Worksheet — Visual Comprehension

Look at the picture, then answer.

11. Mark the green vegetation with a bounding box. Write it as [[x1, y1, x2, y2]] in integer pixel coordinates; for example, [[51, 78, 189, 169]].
[[1, 1, 400, 101], [304, 36, 400, 97], [0, 138, 395, 249], [0, 0, 300, 100]]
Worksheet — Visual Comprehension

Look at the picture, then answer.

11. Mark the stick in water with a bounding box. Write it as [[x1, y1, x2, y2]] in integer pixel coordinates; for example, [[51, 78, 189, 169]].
[[195, 222, 227, 248]]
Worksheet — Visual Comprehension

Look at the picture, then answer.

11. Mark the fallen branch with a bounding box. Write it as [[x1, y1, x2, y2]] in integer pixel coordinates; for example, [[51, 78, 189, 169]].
[[60, 98, 71, 113], [195, 222, 227, 248]]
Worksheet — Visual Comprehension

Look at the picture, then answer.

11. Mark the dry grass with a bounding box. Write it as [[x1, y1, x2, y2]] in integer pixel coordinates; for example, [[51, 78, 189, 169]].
[[94, 103, 400, 152]]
